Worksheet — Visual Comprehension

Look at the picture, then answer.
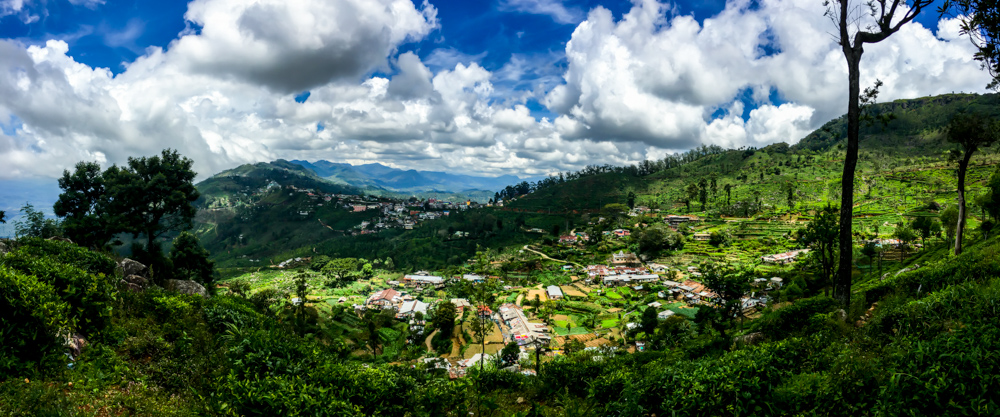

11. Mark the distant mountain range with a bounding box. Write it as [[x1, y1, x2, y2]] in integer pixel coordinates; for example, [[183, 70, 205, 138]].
[[289, 160, 531, 194]]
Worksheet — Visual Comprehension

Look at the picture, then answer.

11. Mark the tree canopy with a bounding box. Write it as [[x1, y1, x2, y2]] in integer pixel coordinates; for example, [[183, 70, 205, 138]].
[[103, 149, 200, 251], [169, 232, 214, 285], [54, 161, 113, 248]]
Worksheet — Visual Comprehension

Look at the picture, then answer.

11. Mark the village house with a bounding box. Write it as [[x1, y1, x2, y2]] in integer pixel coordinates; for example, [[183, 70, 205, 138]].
[[477, 305, 493, 319], [451, 298, 472, 315], [657, 310, 676, 320], [603, 274, 659, 287], [611, 229, 631, 238], [586, 265, 610, 278], [665, 215, 698, 227], [610, 251, 641, 267], [366, 288, 401, 309], [461, 274, 484, 283], [558, 235, 578, 244], [396, 300, 429, 319], [402, 274, 445, 288], [761, 249, 810, 264], [692, 232, 711, 241], [498, 304, 550, 346], [546, 285, 564, 300], [647, 263, 669, 273]]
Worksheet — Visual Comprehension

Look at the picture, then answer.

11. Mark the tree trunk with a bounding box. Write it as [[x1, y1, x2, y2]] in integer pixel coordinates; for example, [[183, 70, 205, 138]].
[[835, 48, 863, 309], [954, 152, 973, 255]]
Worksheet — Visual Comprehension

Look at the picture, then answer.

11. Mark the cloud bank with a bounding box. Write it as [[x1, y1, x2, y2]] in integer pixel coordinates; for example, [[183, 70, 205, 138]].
[[0, 0, 992, 182]]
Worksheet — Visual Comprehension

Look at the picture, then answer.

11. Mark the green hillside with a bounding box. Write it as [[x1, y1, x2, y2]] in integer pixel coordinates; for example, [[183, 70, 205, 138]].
[[510, 94, 1000, 219], [6, 220, 1000, 415]]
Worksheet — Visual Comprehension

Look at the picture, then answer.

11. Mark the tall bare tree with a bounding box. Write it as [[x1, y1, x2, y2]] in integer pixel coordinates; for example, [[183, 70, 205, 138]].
[[827, 0, 933, 308], [946, 112, 998, 255]]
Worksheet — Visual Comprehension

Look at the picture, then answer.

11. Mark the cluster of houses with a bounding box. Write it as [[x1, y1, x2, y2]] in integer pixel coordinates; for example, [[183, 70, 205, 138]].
[[558, 232, 589, 244], [660, 279, 716, 303], [761, 249, 810, 264], [361, 287, 471, 322], [279, 185, 484, 233], [498, 304, 551, 346]]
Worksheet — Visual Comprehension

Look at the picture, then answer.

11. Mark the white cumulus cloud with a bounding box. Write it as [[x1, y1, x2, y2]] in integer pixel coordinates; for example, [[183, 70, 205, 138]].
[[0, 0, 993, 185]]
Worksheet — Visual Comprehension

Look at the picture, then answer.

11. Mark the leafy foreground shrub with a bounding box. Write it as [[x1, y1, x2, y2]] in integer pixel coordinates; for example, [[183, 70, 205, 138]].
[[0, 265, 74, 376], [751, 295, 838, 341], [863, 235, 1000, 300], [2, 247, 116, 334]]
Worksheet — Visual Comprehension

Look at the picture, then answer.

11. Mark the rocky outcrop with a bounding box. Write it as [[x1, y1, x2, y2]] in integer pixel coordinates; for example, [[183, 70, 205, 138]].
[[117, 259, 150, 292], [732, 332, 765, 348], [165, 279, 208, 297], [0, 240, 8, 256], [121, 275, 150, 292], [118, 258, 148, 277]]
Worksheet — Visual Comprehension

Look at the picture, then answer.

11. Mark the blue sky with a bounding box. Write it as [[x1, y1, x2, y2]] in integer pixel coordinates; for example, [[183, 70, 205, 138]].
[[0, 0, 990, 193]]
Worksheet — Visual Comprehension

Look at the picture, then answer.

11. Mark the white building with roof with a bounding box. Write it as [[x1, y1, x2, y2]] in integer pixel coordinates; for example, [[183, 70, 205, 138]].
[[546, 285, 564, 300], [396, 300, 429, 318], [403, 274, 445, 288]]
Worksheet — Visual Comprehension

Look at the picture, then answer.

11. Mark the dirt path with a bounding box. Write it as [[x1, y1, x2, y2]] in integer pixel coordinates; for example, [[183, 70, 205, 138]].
[[515, 293, 524, 306], [425, 329, 439, 355], [449, 333, 463, 358], [522, 245, 585, 267]]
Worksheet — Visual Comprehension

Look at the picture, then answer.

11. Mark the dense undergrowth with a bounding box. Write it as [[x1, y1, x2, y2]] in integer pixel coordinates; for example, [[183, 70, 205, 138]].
[[3, 235, 1000, 416]]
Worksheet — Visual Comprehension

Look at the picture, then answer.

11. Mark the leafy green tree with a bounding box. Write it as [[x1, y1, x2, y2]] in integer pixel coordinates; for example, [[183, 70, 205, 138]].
[[228, 280, 251, 298], [700, 262, 754, 339], [359, 262, 374, 280], [985, 167, 1000, 220], [698, 178, 709, 210], [169, 231, 214, 285], [654, 315, 691, 349], [499, 341, 520, 367], [358, 308, 392, 359], [322, 257, 360, 287], [292, 271, 310, 334], [894, 223, 919, 260], [800, 204, 839, 288], [829, 0, 932, 310], [638, 225, 685, 256], [53, 161, 113, 248], [910, 216, 939, 248], [946, 113, 998, 254], [941, 205, 960, 243], [861, 241, 881, 278], [724, 183, 733, 206], [14, 203, 61, 239], [684, 183, 699, 212], [626, 191, 636, 210], [103, 149, 200, 251], [0, 210, 5, 223], [432, 301, 457, 339], [641, 306, 658, 336], [708, 230, 731, 247], [310, 255, 331, 271], [563, 338, 586, 355]]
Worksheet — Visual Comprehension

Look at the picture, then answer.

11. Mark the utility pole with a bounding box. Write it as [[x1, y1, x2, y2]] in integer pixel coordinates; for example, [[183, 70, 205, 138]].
[[530, 336, 546, 374]]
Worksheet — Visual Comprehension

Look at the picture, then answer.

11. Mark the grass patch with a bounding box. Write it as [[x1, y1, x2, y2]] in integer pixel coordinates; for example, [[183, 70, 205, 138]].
[[553, 326, 591, 336]]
